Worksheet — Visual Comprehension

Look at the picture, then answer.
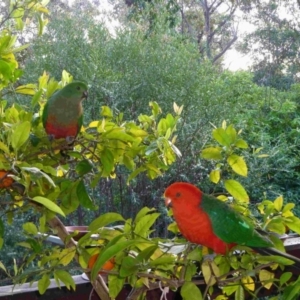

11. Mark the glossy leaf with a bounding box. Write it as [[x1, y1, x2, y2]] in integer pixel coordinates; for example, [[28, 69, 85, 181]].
[[181, 282, 202, 300], [241, 276, 255, 291], [134, 212, 160, 238], [76, 159, 93, 176], [224, 179, 249, 203], [257, 255, 294, 266], [235, 139, 248, 149], [201, 147, 222, 160], [23, 222, 38, 235], [273, 195, 283, 212], [235, 285, 245, 300], [259, 269, 274, 289], [88, 212, 124, 231], [11, 121, 31, 150], [227, 154, 248, 177], [280, 272, 293, 286], [32, 196, 65, 217], [209, 169, 220, 183], [119, 256, 138, 277], [108, 274, 125, 299], [285, 216, 300, 234], [91, 240, 140, 280], [77, 180, 96, 210], [54, 270, 76, 290], [212, 128, 231, 147], [38, 274, 50, 295]]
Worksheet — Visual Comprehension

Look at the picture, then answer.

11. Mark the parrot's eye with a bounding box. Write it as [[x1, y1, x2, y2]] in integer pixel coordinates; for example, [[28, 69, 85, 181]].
[[175, 192, 181, 198], [77, 86, 81, 90]]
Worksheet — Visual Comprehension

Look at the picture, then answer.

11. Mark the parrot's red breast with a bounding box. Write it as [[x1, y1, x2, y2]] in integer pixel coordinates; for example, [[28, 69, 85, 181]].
[[44, 115, 79, 139]]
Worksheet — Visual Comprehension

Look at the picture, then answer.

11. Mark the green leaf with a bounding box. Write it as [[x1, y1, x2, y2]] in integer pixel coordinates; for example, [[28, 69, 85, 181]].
[[11, 121, 31, 150], [100, 148, 114, 176], [76, 159, 93, 176], [59, 248, 76, 266], [280, 272, 293, 286], [212, 128, 231, 147], [91, 240, 140, 280], [282, 277, 300, 300], [181, 282, 202, 300], [136, 245, 158, 261], [259, 269, 274, 289], [235, 139, 248, 149], [23, 222, 38, 235], [225, 124, 237, 141], [0, 141, 10, 154], [285, 216, 300, 234], [201, 147, 222, 160], [15, 84, 36, 95], [282, 203, 295, 214], [101, 106, 113, 117], [54, 270, 76, 290], [223, 283, 238, 296], [38, 274, 50, 295], [76, 180, 96, 210], [134, 212, 160, 238], [148, 256, 175, 267], [135, 207, 157, 223], [32, 196, 66, 217], [108, 274, 125, 299], [187, 247, 202, 261], [227, 154, 248, 177], [119, 256, 138, 277], [235, 285, 245, 300], [266, 218, 286, 234], [209, 169, 220, 183], [88, 212, 124, 231], [184, 263, 197, 281], [257, 255, 294, 266], [224, 179, 249, 203], [273, 195, 283, 212]]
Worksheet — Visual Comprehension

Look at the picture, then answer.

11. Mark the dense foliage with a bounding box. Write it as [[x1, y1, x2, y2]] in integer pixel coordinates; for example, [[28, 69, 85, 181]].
[[1, 0, 300, 299]]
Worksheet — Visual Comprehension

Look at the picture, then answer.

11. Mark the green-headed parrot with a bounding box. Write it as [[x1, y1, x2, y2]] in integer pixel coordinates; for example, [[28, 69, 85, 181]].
[[164, 182, 300, 267], [42, 81, 88, 141]]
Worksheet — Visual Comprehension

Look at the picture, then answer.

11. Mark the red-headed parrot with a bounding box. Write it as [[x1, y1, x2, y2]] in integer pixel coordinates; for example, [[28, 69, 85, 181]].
[[164, 182, 300, 265], [42, 81, 88, 141]]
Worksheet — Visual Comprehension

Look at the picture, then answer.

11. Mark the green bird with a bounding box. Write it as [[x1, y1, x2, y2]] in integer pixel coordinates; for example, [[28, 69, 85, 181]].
[[42, 81, 88, 141]]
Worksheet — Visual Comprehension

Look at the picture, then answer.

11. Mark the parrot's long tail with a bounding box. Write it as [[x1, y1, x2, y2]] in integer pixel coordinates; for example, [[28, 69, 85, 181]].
[[255, 247, 300, 270]]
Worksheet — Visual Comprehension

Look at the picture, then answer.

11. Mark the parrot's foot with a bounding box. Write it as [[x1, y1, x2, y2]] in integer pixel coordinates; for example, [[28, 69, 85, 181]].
[[66, 136, 76, 145], [47, 134, 55, 141]]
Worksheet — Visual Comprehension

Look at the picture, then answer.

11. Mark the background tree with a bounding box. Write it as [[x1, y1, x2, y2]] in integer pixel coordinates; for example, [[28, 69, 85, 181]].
[[238, 0, 300, 90]]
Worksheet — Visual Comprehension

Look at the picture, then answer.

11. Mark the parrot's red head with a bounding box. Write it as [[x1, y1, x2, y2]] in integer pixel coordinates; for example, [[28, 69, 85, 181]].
[[164, 182, 202, 208]]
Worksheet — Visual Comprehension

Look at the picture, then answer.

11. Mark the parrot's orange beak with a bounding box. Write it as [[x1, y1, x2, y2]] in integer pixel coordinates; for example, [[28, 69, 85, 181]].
[[164, 196, 172, 208]]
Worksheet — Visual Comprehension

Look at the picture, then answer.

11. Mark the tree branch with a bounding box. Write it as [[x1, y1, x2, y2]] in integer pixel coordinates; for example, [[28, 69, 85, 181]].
[[47, 216, 110, 300]]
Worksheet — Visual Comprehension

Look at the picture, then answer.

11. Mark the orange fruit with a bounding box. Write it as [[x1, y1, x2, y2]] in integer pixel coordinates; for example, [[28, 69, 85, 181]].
[[0, 170, 14, 189], [88, 253, 115, 274]]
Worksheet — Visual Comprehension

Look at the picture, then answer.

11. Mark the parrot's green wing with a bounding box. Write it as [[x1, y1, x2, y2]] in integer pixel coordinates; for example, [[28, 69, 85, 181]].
[[42, 89, 60, 127], [200, 194, 273, 248]]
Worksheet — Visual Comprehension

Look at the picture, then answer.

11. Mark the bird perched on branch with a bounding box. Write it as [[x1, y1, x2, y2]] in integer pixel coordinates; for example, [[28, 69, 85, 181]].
[[164, 182, 300, 267], [42, 81, 88, 143]]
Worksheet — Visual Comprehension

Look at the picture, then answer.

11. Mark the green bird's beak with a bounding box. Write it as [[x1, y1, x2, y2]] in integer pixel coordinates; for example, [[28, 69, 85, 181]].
[[83, 91, 88, 99]]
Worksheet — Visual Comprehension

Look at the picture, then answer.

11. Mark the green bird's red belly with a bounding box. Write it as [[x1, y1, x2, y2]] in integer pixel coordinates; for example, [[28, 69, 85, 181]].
[[45, 120, 79, 139], [173, 206, 235, 254]]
